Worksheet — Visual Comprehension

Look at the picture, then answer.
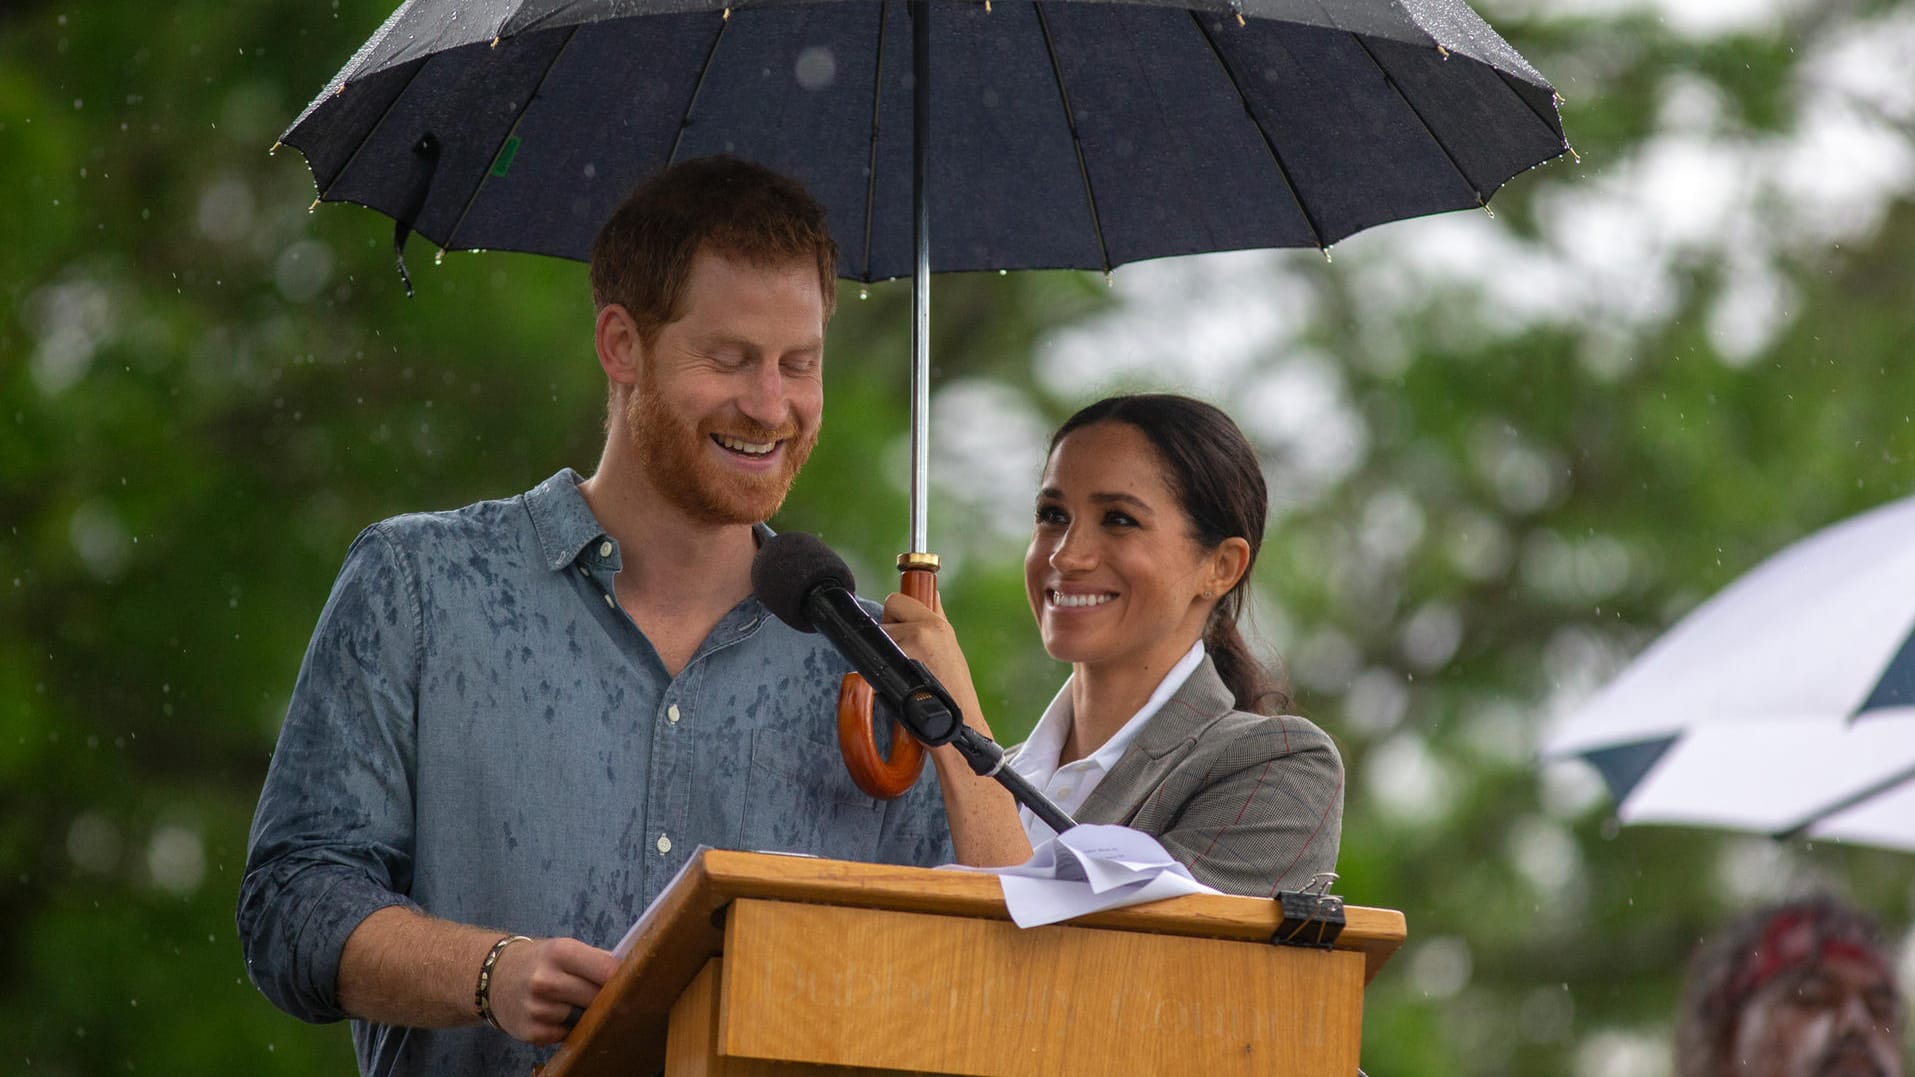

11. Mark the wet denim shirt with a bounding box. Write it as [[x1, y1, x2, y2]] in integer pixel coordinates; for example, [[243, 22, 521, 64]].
[[238, 469, 953, 1077]]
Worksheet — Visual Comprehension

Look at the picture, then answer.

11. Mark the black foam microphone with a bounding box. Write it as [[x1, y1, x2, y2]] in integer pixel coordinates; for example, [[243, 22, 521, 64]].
[[751, 532, 962, 747]]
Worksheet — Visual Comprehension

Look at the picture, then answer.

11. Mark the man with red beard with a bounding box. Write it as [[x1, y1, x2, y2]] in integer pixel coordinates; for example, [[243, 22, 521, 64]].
[[239, 157, 953, 1077], [1678, 894, 1906, 1077]]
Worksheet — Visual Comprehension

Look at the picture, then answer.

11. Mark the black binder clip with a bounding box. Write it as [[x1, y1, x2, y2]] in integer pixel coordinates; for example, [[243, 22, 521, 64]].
[[1271, 872, 1344, 949]]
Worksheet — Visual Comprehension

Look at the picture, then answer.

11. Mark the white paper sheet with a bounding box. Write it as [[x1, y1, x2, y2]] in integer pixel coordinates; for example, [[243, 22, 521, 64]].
[[611, 832, 1213, 958], [610, 848, 708, 959], [609, 847, 830, 958], [948, 824, 1219, 928]]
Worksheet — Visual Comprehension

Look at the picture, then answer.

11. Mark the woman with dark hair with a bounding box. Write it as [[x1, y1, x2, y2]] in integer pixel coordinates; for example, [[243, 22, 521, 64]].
[[887, 393, 1343, 897]]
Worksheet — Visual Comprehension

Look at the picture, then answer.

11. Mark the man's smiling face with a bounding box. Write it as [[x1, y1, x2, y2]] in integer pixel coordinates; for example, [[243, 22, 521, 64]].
[[626, 247, 825, 525]]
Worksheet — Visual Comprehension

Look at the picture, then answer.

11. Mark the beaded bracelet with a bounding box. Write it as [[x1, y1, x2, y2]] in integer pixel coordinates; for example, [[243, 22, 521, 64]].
[[474, 934, 532, 1032]]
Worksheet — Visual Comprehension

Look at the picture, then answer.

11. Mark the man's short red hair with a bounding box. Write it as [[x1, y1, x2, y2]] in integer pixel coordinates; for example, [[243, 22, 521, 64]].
[[589, 156, 838, 350]]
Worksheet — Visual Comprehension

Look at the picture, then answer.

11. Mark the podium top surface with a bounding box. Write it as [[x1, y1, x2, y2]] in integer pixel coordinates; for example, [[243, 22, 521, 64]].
[[541, 849, 1405, 1077]]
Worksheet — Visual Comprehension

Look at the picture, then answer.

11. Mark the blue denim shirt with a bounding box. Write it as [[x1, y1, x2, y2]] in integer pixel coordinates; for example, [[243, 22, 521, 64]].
[[238, 469, 952, 1077]]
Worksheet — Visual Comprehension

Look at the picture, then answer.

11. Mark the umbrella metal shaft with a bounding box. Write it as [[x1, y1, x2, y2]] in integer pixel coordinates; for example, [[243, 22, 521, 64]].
[[910, 0, 931, 555]]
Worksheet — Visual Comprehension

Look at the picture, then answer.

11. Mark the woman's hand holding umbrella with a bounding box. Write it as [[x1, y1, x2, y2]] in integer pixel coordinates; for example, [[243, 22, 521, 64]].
[[882, 591, 1034, 868]]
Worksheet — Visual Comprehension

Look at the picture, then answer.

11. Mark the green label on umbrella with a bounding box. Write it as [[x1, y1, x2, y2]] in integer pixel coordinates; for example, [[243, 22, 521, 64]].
[[490, 136, 521, 178]]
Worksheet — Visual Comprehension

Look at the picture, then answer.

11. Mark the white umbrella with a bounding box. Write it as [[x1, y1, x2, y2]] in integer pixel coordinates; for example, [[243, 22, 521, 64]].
[[1542, 493, 1915, 851]]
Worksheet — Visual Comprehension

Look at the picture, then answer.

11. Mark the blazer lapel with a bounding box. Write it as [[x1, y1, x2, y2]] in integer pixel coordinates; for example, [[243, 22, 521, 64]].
[[1073, 657, 1236, 826]]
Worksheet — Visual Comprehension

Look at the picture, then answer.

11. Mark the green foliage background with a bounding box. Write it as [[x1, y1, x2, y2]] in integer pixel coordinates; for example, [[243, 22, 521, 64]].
[[3, 0, 1912, 1072]]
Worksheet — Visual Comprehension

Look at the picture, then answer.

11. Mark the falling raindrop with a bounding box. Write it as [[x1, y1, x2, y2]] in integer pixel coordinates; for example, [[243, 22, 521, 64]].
[[794, 46, 837, 91], [69, 501, 132, 580], [1408, 936, 1473, 999], [197, 176, 256, 243], [67, 813, 122, 874], [147, 824, 206, 895], [275, 240, 335, 303]]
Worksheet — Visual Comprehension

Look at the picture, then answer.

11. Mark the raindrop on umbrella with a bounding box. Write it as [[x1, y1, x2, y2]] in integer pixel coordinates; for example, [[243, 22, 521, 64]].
[[794, 45, 836, 91]]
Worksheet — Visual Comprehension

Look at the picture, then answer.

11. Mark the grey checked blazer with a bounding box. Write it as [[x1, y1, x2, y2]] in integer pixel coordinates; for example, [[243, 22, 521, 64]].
[[1062, 655, 1343, 898]]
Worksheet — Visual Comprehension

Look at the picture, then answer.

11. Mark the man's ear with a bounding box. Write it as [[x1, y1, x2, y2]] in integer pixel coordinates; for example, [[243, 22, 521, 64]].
[[595, 304, 643, 386], [1205, 537, 1252, 599]]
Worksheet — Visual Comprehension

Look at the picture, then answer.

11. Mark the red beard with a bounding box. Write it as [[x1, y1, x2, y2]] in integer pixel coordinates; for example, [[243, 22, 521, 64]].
[[625, 373, 816, 526]]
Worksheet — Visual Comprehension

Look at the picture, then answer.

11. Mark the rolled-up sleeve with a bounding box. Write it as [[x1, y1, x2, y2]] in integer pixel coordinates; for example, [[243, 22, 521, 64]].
[[237, 524, 426, 1023]]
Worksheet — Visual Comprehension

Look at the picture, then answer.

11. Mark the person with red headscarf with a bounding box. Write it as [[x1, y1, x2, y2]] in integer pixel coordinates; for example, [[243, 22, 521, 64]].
[[1677, 893, 1906, 1077]]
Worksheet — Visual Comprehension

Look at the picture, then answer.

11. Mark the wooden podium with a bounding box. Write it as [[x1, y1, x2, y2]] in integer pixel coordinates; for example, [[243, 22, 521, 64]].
[[540, 850, 1404, 1077]]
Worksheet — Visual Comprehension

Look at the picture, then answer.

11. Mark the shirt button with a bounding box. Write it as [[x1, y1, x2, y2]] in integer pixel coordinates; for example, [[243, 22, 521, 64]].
[[1057, 787, 1073, 799], [604, 593, 615, 608], [655, 834, 672, 854], [666, 704, 681, 724], [598, 540, 614, 558], [577, 566, 589, 577]]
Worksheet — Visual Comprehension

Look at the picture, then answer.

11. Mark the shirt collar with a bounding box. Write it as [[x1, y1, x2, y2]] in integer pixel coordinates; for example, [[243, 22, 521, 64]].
[[1016, 682, 1075, 778], [523, 467, 778, 574], [525, 468, 607, 572], [1084, 640, 1206, 770], [1014, 640, 1207, 779]]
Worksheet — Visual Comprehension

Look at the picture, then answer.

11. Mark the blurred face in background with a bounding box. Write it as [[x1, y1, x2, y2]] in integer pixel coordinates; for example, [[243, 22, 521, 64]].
[[1727, 951, 1904, 1077]]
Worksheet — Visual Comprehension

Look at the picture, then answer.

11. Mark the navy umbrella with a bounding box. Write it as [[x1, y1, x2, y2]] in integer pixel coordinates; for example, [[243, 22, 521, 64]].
[[285, 0, 1566, 274], [283, 0, 1565, 545], [282, 0, 1568, 792], [282, 0, 1566, 555]]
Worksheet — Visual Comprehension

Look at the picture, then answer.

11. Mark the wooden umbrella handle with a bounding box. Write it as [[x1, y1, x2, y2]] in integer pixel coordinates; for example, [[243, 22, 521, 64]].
[[835, 556, 938, 799]]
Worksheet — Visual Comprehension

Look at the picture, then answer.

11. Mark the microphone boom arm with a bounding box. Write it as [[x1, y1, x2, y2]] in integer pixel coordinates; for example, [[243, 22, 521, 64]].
[[948, 727, 1079, 838]]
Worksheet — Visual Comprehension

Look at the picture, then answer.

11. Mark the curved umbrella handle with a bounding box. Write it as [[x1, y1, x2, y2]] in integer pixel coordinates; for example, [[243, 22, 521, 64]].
[[836, 555, 938, 799]]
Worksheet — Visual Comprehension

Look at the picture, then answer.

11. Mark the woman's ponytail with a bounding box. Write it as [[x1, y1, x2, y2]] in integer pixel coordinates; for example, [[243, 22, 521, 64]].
[[1205, 598, 1291, 716]]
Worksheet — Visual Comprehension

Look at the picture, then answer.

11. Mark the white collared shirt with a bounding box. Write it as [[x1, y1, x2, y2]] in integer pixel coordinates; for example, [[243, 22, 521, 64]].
[[1009, 641, 1206, 846]]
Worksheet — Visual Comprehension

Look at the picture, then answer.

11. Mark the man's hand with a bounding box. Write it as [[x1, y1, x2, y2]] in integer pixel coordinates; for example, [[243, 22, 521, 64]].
[[487, 937, 620, 1044], [338, 907, 621, 1040]]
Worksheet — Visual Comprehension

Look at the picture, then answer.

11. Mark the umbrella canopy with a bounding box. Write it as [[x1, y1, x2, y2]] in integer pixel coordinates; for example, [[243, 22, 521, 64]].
[[282, 0, 1569, 281], [284, 0, 1569, 795], [1543, 494, 1915, 852]]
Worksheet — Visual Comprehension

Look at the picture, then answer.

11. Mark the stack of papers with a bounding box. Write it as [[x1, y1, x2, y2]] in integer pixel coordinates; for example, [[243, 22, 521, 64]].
[[951, 824, 1220, 928]]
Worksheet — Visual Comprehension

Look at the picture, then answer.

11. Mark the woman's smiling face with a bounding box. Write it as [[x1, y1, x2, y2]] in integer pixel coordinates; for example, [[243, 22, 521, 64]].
[[1024, 421, 1233, 674]]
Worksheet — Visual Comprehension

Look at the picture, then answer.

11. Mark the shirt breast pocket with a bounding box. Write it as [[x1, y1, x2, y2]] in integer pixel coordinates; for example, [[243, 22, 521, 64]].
[[740, 729, 885, 863]]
